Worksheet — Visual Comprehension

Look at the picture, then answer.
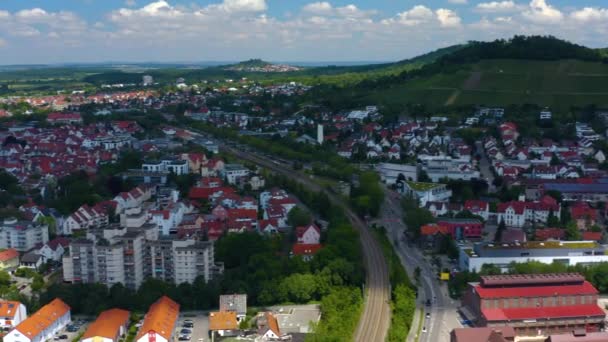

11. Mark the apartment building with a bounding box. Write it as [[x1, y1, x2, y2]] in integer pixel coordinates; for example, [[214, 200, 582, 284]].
[[146, 238, 220, 285], [0, 218, 49, 252], [142, 158, 189, 175], [221, 164, 250, 185], [64, 225, 220, 289]]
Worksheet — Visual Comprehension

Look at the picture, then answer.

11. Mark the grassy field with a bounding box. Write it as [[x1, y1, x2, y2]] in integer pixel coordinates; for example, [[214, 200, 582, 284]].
[[354, 59, 608, 111]]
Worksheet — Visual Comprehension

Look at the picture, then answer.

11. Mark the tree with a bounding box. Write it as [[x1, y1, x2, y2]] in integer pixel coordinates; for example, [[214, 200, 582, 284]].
[[418, 170, 431, 183], [547, 210, 560, 227], [31, 274, 45, 292], [565, 221, 581, 241], [495, 219, 506, 242], [403, 208, 435, 238], [287, 207, 312, 227]]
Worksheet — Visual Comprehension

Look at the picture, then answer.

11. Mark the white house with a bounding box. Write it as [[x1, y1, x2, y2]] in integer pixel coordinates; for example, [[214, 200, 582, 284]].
[[256, 312, 283, 341], [221, 164, 250, 185], [0, 301, 27, 329], [4, 298, 70, 342], [81, 308, 130, 342], [296, 224, 321, 245], [135, 296, 179, 342]]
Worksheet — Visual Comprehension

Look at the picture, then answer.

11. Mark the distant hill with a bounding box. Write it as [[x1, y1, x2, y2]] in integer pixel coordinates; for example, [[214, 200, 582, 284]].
[[314, 36, 608, 113]]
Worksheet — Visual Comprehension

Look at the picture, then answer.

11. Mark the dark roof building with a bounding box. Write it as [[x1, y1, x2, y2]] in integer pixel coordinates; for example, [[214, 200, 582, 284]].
[[462, 274, 605, 337]]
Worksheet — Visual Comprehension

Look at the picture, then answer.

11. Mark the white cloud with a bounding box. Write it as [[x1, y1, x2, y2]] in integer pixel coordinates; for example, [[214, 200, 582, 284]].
[[475, 1, 518, 13], [302, 2, 333, 15], [206, 0, 267, 13], [448, 0, 468, 4], [125, 0, 137, 7], [571, 7, 608, 22], [523, 0, 563, 23], [15, 8, 48, 20], [436, 8, 461, 27], [393, 5, 435, 26]]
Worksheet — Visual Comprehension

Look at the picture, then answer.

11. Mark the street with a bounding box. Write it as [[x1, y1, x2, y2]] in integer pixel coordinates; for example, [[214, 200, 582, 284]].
[[475, 140, 497, 193], [380, 189, 462, 342]]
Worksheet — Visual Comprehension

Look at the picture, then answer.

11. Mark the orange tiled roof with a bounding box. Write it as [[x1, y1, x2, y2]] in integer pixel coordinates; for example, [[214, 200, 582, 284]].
[[135, 296, 180, 341], [209, 311, 238, 331], [0, 301, 22, 319], [0, 248, 19, 262], [266, 312, 281, 337], [14, 298, 70, 338], [82, 308, 130, 340]]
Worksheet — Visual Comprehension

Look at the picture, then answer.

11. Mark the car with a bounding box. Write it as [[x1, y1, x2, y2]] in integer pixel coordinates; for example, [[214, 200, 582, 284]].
[[183, 323, 194, 328], [422, 327, 427, 333], [178, 336, 191, 341], [198, 339, 204, 342], [425, 299, 431, 306], [180, 329, 192, 334], [425, 313, 430, 319], [184, 319, 193, 324]]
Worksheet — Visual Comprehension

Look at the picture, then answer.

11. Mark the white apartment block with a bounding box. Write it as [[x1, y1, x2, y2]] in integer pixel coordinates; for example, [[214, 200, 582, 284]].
[[64, 225, 220, 289], [0, 218, 49, 252]]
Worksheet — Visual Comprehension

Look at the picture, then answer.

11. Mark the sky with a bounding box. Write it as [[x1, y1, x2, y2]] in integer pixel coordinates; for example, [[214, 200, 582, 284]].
[[0, 0, 607, 64]]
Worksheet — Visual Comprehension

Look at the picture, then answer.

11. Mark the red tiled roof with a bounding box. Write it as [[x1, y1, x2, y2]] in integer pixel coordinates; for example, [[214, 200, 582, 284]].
[[482, 304, 605, 322], [535, 228, 565, 241], [582, 232, 602, 241], [0, 248, 19, 262], [474, 281, 598, 299], [420, 224, 449, 236], [292, 244, 322, 256], [464, 200, 488, 212]]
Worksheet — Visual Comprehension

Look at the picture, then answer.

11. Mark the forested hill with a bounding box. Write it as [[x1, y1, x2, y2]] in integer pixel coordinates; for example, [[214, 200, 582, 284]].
[[437, 35, 605, 64], [311, 36, 608, 113]]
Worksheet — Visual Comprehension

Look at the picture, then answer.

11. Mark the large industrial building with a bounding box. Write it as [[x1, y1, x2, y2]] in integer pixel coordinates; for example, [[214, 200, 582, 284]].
[[461, 274, 605, 336], [459, 241, 608, 272]]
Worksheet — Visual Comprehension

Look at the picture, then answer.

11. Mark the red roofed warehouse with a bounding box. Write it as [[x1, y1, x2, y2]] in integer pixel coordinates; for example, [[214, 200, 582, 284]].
[[82, 308, 130, 342], [462, 274, 605, 337], [135, 296, 180, 342], [4, 298, 71, 342]]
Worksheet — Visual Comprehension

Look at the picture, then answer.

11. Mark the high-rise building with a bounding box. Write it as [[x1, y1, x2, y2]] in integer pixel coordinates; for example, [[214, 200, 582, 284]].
[[142, 75, 153, 86], [63, 224, 221, 289]]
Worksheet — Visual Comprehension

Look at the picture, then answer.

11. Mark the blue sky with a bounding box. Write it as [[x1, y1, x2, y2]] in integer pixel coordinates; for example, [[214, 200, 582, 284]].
[[0, 0, 607, 64]]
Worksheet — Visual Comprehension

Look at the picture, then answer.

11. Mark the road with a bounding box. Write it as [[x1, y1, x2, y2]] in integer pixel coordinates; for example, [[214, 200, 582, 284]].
[[380, 189, 462, 342], [476, 140, 496, 193], [217, 142, 391, 342]]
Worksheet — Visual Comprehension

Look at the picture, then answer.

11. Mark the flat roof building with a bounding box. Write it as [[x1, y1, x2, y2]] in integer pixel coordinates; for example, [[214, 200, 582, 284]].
[[82, 308, 130, 342], [459, 240, 608, 272], [462, 274, 605, 337]]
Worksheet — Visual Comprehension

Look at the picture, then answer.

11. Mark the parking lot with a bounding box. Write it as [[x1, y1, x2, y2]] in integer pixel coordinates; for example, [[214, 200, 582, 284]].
[[176, 311, 210, 342], [53, 316, 90, 341]]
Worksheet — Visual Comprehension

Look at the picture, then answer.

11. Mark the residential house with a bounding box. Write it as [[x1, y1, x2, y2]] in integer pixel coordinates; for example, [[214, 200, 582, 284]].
[[0, 249, 19, 270], [135, 296, 180, 342], [20, 252, 43, 270], [464, 200, 490, 221], [4, 298, 71, 342], [256, 312, 284, 341], [296, 224, 321, 245], [219, 294, 247, 323], [0, 301, 27, 329], [209, 311, 238, 337], [81, 308, 130, 342], [570, 202, 598, 230]]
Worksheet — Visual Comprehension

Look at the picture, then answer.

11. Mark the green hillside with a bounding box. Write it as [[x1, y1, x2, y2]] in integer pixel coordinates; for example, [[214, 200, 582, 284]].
[[315, 36, 608, 113]]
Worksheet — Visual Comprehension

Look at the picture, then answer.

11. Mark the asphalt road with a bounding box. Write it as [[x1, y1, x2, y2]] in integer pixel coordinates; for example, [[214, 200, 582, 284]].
[[218, 143, 391, 342], [476, 140, 497, 193], [381, 189, 462, 342]]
